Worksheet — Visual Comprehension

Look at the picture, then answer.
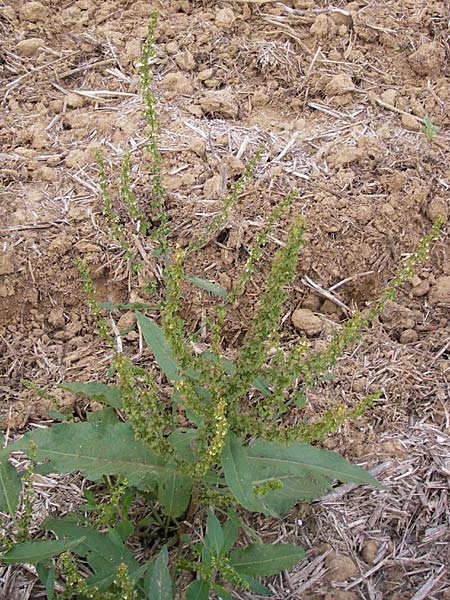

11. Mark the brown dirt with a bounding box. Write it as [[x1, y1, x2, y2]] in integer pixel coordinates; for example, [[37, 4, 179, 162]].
[[1, 0, 449, 598]]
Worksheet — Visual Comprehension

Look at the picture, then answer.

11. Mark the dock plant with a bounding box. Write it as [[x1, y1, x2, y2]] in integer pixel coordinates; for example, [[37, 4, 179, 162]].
[[0, 13, 445, 600]]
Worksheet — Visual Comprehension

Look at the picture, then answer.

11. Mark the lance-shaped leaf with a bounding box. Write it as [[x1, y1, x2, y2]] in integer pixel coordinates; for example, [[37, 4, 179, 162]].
[[221, 434, 264, 514], [157, 469, 193, 518], [1, 538, 85, 565], [6, 422, 178, 494], [59, 382, 122, 408], [246, 438, 380, 516], [204, 510, 224, 557], [42, 519, 141, 590], [147, 546, 174, 600], [223, 434, 380, 517], [0, 452, 21, 516], [135, 311, 180, 382], [185, 580, 210, 600], [229, 543, 305, 577], [185, 275, 227, 297]]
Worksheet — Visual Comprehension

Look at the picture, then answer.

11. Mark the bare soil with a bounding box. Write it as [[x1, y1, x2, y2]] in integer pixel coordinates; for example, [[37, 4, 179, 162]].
[[1, 1, 449, 598]]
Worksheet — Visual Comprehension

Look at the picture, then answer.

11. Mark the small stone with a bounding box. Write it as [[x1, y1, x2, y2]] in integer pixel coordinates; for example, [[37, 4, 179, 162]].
[[429, 276, 450, 304], [215, 7, 235, 28], [324, 553, 358, 581], [160, 72, 193, 94], [326, 73, 355, 95], [361, 539, 378, 564], [16, 38, 45, 57], [48, 308, 65, 329], [426, 197, 448, 223], [401, 113, 420, 131], [292, 308, 323, 336], [408, 41, 445, 77]]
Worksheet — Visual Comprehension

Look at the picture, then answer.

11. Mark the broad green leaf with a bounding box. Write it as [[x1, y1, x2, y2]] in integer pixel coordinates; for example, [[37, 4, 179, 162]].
[[59, 382, 121, 409], [135, 311, 179, 382], [42, 519, 140, 590], [147, 546, 173, 600], [240, 575, 272, 596], [36, 564, 55, 600], [115, 520, 134, 542], [212, 583, 232, 600], [1, 538, 85, 565], [224, 434, 380, 518], [201, 352, 271, 395], [247, 439, 381, 515], [157, 469, 193, 517], [185, 580, 210, 600], [0, 453, 21, 516], [230, 543, 305, 577], [222, 519, 239, 555], [8, 422, 179, 492], [204, 509, 224, 557], [221, 434, 265, 514], [168, 429, 198, 464], [86, 407, 119, 425], [185, 275, 227, 297]]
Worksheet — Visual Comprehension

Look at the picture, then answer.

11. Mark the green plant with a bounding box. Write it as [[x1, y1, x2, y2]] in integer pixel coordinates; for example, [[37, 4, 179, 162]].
[[0, 14, 445, 600], [422, 115, 440, 142]]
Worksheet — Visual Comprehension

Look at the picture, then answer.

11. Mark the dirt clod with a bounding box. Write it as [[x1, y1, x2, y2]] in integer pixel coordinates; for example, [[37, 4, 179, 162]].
[[16, 38, 45, 56], [361, 539, 379, 564], [324, 553, 358, 581], [215, 7, 235, 28], [429, 276, 450, 304], [427, 197, 448, 223], [292, 308, 323, 336], [160, 72, 193, 94], [399, 329, 418, 344], [326, 73, 355, 95], [199, 91, 239, 119], [48, 308, 65, 329], [408, 41, 446, 77], [20, 1, 46, 22]]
